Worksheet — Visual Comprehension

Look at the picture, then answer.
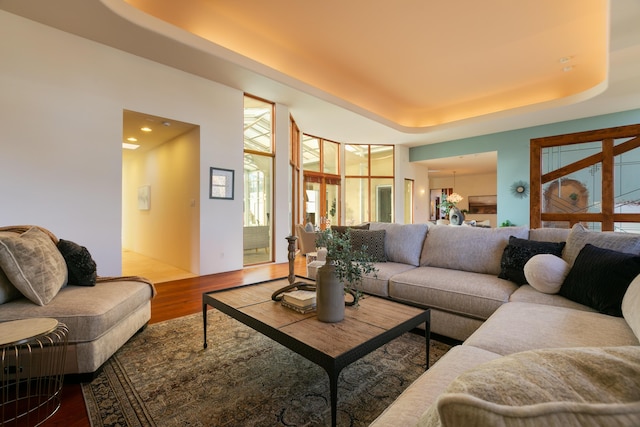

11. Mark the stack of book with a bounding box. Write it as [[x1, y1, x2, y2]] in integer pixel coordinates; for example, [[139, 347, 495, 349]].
[[281, 289, 316, 314]]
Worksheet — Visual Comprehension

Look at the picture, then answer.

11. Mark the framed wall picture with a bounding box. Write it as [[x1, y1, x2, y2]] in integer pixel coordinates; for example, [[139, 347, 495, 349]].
[[210, 167, 234, 200], [138, 185, 150, 210]]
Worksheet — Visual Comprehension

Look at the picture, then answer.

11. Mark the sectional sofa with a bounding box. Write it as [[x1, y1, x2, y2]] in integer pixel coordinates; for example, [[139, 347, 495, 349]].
[[0, 226, 155, 378], [311, 221, 640, 426]]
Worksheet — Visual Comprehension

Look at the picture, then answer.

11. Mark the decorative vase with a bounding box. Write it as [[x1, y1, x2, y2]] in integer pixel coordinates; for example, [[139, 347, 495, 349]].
[[316, 261, 345, 323], [449, 207, 465, 225]]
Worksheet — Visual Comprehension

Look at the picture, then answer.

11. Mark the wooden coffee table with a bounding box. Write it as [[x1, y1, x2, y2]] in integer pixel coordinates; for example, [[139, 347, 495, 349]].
[[202, 277, 431, 427]]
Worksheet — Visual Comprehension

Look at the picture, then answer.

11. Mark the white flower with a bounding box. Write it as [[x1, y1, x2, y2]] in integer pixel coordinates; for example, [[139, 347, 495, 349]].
[[447, 193, 463, 204]]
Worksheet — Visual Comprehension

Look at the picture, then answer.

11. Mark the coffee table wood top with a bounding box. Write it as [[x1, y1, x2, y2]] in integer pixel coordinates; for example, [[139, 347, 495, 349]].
[[205, 277, 428, 358]]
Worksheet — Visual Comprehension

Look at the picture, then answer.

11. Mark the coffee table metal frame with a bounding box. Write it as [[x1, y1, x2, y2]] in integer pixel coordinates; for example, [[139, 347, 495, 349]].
[[202, 276, 431, 427]]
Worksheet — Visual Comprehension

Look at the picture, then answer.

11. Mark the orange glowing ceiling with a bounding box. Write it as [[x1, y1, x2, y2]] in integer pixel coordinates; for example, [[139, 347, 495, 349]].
[[125, 0, 609, 130]]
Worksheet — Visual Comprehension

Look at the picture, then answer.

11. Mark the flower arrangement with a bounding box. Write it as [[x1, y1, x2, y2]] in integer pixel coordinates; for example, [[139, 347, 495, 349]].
[[440, 192, 463, 217]]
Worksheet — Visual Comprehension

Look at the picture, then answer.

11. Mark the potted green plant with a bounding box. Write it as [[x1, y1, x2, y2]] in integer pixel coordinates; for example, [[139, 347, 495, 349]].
[[314, 228, 377, 322]]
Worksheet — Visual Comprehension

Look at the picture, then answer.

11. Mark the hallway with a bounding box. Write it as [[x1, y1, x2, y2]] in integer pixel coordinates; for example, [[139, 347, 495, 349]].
[[122, 249, 196, 284]]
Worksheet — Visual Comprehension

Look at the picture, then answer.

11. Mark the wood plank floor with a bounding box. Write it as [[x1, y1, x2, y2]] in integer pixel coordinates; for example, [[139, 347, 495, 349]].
[[42, 255, 308, 427]]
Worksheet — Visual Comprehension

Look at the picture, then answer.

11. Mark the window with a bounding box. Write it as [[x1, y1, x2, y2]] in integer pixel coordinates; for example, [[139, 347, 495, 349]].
[[344, 144, 394, 224], [244, 95, 274, 265], [302, 135, 340, 228], [530, 124, 640, 232]]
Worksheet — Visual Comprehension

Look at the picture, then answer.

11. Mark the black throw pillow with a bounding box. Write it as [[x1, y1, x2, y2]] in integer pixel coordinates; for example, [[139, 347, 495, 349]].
[[498, 236, 566, 285], [349, 229, 386, 262], [559, 244, 640, 317], [57, 239, 98, 286]]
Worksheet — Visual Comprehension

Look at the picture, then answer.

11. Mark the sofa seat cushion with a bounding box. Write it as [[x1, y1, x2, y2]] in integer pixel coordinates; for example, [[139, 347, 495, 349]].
[[420, 346, 640, 427], [389, 267, 518, 321], [0, 279, 153, 343], [420, 225, 529, 275], [370, 345, 501, 427], [360, 262, 417, 297], [464, 302, 639, 356], [509, 285, 596, 312]]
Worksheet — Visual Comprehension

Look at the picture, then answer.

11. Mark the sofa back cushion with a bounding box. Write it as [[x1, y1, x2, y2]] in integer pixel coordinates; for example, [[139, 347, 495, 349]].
[[369, 222, 428, 266], [622, 274, 640, 340], [563, 223, 640, 266], [420, 225, 529, 275], [421, 346, 640, 427], [528, 227, 570, 243]]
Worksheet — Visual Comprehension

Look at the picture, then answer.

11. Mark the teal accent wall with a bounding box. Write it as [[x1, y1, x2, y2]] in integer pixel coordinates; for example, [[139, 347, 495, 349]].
[[410, 109, 640, 227]]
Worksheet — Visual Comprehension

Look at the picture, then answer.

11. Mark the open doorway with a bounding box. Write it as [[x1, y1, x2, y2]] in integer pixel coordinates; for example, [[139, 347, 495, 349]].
[[121, 110, 200, 283]]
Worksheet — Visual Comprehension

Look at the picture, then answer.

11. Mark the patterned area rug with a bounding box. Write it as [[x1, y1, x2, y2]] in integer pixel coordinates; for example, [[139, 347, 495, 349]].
[[82, 311, 450, 427]]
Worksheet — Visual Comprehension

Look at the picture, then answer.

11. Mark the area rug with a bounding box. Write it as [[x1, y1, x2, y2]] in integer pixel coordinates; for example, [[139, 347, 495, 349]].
[[82, 311, 451, 427]]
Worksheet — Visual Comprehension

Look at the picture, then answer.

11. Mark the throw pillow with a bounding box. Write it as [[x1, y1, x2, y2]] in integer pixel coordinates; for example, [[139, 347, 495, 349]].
[[419, 346, 640, 427], [57, 239, 97, 286], [330, 223, 369, 237], [523, 254, 570, 294], [622, 275, 640, 340], [560, 244, 640, 317], [0, 268, 22, 304], [498, 236, 565, 285], [563, 223, 640, 266], [349, 229, 386, 262], [0, 227, 68, 305]]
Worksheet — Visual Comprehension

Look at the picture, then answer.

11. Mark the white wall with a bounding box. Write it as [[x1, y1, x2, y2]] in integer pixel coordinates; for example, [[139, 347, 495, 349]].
[[0, 11, 243, 276], [395, 146, 430, 224]]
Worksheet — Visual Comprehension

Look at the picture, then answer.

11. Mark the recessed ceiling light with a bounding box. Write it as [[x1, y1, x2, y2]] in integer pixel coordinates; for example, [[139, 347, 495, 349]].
[[141, 127, 152, 132], [122, 143, 140, 150], [563, 66, 574, 72], [127, 137, 138, 142]]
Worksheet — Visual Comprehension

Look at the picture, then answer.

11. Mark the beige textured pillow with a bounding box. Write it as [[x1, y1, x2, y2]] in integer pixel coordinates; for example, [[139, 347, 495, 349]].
[[622, 274, 640, 340], [419, 346, 640, 427], [523, 254, 570, 294], [0, 227, 67, 305], [0, 268, 22, 304]]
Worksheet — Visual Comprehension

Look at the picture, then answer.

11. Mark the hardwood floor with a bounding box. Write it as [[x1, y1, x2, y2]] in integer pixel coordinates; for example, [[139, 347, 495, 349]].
[[42, 255, 308, 427]]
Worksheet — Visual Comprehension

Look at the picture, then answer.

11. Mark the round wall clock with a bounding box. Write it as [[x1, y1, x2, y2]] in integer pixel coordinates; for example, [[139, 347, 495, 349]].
[[511, 180, 529, 198]]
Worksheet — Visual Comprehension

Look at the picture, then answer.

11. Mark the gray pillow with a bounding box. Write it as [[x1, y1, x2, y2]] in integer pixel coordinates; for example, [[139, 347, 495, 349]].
[[563, 223, 640, 266], [368, 223, 428, 266], [0, 227, 68, 305]]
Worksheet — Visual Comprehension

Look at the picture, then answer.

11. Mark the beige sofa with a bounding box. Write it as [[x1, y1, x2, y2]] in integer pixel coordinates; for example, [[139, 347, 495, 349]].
[[0, 226, 155, 379], [306, 222, 640, 426]]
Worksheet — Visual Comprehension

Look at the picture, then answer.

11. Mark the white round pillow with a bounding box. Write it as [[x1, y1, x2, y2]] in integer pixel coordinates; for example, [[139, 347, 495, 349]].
[[523, 254, 570, 294]]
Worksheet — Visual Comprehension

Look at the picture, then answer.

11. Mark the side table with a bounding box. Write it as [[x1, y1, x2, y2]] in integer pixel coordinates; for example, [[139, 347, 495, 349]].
[[0, 318, 69, 426]]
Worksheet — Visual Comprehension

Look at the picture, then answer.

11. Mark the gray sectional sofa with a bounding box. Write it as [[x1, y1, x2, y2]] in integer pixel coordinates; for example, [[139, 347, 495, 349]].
[[0, 226, 155, 378], [312, 222, 640, 426]]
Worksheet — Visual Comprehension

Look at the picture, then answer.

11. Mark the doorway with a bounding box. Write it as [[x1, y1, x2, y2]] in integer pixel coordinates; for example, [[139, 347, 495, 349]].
[[121, 110, 200, 282]]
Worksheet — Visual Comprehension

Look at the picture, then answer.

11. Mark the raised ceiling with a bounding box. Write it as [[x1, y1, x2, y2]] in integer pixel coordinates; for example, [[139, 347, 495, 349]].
[[2, 0, 640, 147], [125, 0, 608, 130]]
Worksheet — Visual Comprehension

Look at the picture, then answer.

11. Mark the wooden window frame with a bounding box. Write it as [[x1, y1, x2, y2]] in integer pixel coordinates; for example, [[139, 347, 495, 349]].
[[530, 124, 640, 230]]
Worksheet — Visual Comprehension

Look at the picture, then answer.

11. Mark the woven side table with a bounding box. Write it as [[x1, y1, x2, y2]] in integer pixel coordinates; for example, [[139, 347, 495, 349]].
[[0, 318, 69, 426]]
